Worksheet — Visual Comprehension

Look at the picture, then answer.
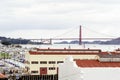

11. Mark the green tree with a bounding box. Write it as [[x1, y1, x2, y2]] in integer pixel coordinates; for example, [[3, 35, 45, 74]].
[[1, 40, 11, 46]]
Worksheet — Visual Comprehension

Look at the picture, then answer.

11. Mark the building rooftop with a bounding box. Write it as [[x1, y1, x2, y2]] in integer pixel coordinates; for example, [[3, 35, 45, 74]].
[[99, 54, 120, 58], [75, 60, 120, 67], [36, 48, 102, 51], [0, 73, 7, 79], [29, 49, 120, 55], [29, 48, 102, 55]]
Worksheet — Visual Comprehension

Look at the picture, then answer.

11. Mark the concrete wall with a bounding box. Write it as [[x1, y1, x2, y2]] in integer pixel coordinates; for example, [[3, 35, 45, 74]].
[[82, 68, 120, 80], [99, 58, 120, 62]]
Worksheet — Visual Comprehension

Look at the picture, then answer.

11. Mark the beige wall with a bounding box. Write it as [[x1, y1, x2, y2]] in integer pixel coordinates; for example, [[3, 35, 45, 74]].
[[25, 52, 99, 75]]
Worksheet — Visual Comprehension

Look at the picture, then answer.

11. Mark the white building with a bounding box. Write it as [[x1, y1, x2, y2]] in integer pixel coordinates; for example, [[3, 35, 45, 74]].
[[59, 56, 120, 80]]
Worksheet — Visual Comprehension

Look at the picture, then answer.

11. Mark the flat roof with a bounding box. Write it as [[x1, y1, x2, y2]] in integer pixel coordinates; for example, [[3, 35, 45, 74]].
[[99, 54, 120, 58], [29, 51, 101, 55], [36, 48, 102, 51], [29, 48, 102, 55], [75, 60, 120, 67]]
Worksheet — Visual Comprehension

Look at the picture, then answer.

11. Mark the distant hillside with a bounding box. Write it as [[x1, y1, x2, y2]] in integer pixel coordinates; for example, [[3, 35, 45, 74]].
[[54, 37, 120, 45], [0, 36, 7, 40], [1, 36, 120, 45], [54, 41, 69, 44], [0, 36, 30, 44], [100, 37, 120, 44]]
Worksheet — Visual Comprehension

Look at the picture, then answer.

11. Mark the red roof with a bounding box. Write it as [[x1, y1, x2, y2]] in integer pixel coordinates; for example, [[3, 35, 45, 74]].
[[29, 51, 101, 55], [75, 60, 120, 67], [36, 48, 101, 51], [29, 50, 118, 55], [29, 48, 102, 55], [0, 73, 6, 78]]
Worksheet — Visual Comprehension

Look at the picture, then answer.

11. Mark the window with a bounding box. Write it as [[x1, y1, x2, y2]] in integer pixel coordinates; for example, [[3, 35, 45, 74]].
[[40, 61, 47, 64], [31, 61, 38, 64], [57, 61, 64, 64], [49, 67, 55, 70], [31, 71, 38, 73], [49, 61, 56, 64]]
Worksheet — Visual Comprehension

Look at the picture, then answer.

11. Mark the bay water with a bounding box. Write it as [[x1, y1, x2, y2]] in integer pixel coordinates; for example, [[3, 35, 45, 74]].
[[21, 44, 120, 51]]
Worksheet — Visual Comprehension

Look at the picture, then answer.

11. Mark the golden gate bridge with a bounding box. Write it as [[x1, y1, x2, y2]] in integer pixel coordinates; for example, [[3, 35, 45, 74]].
[[25, 25, 116, 45]]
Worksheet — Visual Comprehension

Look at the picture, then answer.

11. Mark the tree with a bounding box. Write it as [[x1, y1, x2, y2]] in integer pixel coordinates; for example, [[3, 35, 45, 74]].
[[1, 40, 11, 46]]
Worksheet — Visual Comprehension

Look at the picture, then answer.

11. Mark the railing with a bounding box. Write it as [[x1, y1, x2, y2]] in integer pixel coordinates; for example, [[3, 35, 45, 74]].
[[18, 74, 58, 80]]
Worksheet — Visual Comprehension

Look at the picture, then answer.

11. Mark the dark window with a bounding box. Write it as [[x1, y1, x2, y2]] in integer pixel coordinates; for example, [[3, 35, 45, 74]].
[[57, 61, 64, 64], [31, 71, 38, 73], [49, 67, 55, 70], [31, 61, 38, 64], [49, 61, 56, 64], [40, 61, 47, 64]]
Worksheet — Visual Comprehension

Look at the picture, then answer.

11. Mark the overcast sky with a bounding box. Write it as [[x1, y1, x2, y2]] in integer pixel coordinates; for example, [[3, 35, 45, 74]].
[[0, 0, 120, 39]]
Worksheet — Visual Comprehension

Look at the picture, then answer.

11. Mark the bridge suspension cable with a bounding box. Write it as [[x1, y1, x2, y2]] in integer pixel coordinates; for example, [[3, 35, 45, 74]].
[[82, 26, 117, 38], [52, 26, 78, 38]]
